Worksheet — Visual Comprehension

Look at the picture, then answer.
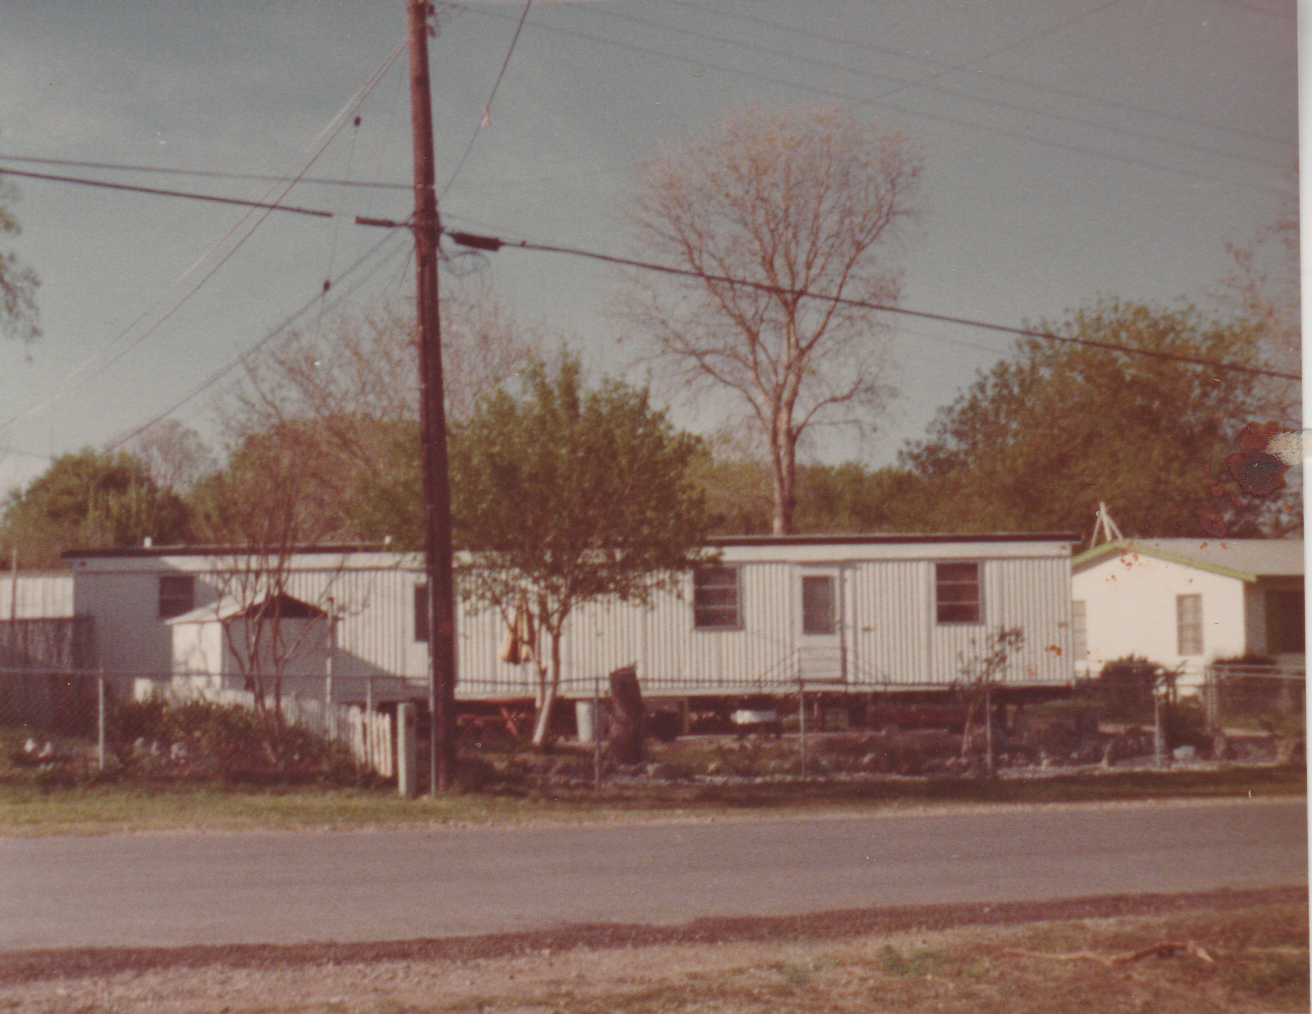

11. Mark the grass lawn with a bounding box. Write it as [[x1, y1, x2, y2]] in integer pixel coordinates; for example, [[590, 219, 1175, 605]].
[[0, 762, 1303, 836]]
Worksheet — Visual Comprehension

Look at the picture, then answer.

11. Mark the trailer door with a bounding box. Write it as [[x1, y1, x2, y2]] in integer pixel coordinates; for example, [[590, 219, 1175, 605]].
[[798, 568, 846, 683]]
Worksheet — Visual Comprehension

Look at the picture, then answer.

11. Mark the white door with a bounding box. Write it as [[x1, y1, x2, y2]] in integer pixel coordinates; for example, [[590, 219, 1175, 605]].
[[798, 568, 845, 683]]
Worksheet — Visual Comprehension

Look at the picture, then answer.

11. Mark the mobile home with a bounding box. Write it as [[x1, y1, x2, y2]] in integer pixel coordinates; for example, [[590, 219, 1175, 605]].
[[66, 533, 1078, 710]]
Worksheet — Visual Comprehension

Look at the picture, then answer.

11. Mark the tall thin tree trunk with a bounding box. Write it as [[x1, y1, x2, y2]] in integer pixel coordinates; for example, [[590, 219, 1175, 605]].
[[770, 414, 797, 535], [531, 628, 563, 748]]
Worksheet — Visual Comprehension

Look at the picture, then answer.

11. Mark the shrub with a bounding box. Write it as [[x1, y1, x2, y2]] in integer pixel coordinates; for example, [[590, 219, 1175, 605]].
[[1092, 656, 1174, 722], [104, 697, 374, 786]]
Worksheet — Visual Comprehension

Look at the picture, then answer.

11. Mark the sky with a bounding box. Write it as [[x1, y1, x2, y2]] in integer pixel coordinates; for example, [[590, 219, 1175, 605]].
[[0, 0, 1299, 497]]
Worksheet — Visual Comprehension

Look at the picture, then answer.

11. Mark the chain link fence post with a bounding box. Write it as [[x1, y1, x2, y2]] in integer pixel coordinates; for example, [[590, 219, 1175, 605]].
[[97, 668, 106, 771]]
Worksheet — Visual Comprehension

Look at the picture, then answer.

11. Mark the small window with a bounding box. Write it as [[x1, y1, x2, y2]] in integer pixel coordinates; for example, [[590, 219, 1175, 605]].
[[414, 583, 430, 643], [936, 562, 981, 624], [801, 575, 836, 635], [1176, 594, 1203, 656], [693, 566, 741, 629], [1072, 600, 1088, 658], [158, 574, 195, 619]]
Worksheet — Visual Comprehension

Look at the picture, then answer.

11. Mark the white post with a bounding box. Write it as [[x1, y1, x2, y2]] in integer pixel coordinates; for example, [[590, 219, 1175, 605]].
[[365, 676, 374, 767], [324, 612, 337, 739], [397, 702, 418, 797], [1154, 694, 1164, 768]]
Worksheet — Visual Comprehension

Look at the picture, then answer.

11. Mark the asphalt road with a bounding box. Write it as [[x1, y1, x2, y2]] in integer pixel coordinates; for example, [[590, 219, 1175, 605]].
[[1, 798, 1305, 951]]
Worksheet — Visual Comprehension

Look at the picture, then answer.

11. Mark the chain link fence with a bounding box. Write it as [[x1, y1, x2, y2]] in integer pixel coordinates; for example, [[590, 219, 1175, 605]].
[[1202, 664, 1305, 736]]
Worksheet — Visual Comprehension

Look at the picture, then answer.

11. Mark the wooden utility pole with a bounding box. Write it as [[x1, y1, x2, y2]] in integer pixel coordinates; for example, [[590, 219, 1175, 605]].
[[408, 0, 458, 791]]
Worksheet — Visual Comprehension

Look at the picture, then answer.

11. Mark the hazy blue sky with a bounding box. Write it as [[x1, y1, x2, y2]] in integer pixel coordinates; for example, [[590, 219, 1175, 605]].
[[0, 0, 1298, 495]]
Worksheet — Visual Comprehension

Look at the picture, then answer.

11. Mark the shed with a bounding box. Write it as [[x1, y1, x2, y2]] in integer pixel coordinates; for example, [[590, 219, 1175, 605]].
[[167, 590, 331, 690], [1070, 538, 1305, 678]]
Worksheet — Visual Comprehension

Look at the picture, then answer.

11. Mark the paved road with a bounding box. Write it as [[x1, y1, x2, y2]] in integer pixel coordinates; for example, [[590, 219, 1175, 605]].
[[1, 798, 1304, 950]]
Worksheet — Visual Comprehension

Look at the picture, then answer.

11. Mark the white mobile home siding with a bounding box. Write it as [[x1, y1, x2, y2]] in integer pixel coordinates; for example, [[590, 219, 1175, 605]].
[[70, 536, 1076, 700], [456, 537, 1074, 695], [0, 573, 73, 619]]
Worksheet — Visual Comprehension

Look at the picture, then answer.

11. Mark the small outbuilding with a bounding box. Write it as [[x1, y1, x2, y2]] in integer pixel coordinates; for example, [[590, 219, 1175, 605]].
[[166, 590, 331, 699]]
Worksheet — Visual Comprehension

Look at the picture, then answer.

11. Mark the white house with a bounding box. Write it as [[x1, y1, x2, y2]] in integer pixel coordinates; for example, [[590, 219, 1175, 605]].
[[1070, 538, 1305, 680], [65, 533, 1078, 707]]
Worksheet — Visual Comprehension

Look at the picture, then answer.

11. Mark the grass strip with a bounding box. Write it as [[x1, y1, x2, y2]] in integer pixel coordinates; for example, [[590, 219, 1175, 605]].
[[0, 764, 1302, 836]]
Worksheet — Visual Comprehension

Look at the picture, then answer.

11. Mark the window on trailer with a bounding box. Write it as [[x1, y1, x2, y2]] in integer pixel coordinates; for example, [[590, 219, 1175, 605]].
[[158, 574, 195, 619], [693, 565, 741, 629], [414, 583, 429, 643], [936, 562, 981, 624]]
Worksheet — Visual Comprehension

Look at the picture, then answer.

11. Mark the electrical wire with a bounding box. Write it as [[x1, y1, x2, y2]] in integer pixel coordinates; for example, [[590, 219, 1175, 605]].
[[0, 153, 411, 190], [572, 1, 1288, 175], [105, 229, 412, 451], [444, 228, 1301, 382], [0, 39, 409, 434], [440, 0, 533, 199], [462, 5, 1290, 197], [0, 165, 335, 218], [659, 0, 1294, 150]]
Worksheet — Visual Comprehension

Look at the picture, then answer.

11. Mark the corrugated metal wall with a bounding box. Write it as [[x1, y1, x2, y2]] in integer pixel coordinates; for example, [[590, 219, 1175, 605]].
[[452, 553, 1074, 697], [72, 547, 1074, 698], [0, 573, 73, 619]]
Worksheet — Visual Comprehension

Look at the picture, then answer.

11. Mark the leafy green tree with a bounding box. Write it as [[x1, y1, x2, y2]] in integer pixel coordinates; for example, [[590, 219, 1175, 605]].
[[1, 448, 190, 567], [899, 298, 1289, 540], [0, 152, 39, 343], [794, 462, 935, 534], [451, 353, 712, 746]]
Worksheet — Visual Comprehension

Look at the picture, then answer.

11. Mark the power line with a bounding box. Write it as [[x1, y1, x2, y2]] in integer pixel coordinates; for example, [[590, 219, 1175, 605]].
[[0, 39, 409, 434], [444, 228, 1301, 382], [106, 229, 412, 452], [0, 165, 336, 218], [440, 0, 533, 199], [573, 1, 1289, 176], [0, 153, 412, 191], [460, 5, 1289, 198], [659, 0, 1294, 151]]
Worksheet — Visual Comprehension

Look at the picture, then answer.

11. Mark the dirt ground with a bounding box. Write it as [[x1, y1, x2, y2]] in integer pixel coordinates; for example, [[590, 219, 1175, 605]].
[[0, 888, 1305, 1014]]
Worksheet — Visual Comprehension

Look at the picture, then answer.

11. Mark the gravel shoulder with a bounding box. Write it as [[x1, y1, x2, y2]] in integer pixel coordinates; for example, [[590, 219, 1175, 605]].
[[0, 888, 1305, 1014]]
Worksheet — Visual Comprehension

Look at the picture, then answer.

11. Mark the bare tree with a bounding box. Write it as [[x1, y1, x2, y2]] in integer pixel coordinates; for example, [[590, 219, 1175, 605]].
[[618, 106, 922, 534], [955, 626, 1024, 777], [221, 288, 541, 542], [1213, 173, 1301, 429], [126, 420, 216, 495], [189, 426, 344, 713], [0, 160, 39, 344]]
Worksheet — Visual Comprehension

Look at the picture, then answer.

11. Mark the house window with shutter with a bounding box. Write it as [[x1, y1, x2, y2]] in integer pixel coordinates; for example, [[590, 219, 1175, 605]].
[[936, 562, 981, 624], [693, 566, 741, 629], [158, 574, 195, 619], [1176, 594, 1203, 656]]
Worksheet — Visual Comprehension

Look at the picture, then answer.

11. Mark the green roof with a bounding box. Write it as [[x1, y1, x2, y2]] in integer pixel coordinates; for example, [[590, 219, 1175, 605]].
[[1071, 538, 1304, 583]]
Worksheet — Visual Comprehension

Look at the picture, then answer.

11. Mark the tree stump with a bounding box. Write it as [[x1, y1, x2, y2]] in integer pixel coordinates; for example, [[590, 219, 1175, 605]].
[[607, 665, 645, 766]]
